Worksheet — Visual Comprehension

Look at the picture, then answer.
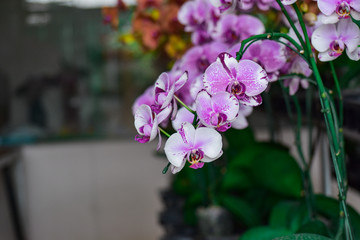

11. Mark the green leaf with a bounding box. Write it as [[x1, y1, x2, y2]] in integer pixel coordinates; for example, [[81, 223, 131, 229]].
[[183, 192, 203, 225], [272, 233, 331, 240], [269, 201, 308, 232], [221, 169, 252, 192], [250, 148, 302, 197], [296, 220, 331, 237], [224, 128, 255, 150], [239, 226, 292, 240], [219, 194, 261, 227]]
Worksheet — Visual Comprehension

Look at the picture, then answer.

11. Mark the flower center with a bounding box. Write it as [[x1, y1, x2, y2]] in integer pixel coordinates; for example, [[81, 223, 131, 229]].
[[196, 58, 210, 72], [210, 112, 230, 132], [336, 2, 351, 18], [227, 82, 246, 100], [225, 30, 238, 44], [187, 149, 205, 169], [329, 40, 344, 57]]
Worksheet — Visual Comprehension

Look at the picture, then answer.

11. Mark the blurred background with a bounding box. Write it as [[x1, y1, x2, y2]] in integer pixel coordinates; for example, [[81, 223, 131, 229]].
[[0, 0, 169, 239], [1, 0, 360, 239]]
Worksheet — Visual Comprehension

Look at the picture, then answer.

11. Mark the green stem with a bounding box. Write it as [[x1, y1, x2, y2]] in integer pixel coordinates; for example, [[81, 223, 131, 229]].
[[279, 81, 314, 218], [275, 0, 307, 53], [236, 32, 303, 61], [277, 73, 317, 86], [159, 127, 171, 138], [162, 162, 171, 174], [292, 4, 353, 239], [306, 85, 313, 164], [174, 95, 196, 115], [330, 62, 343, 127]]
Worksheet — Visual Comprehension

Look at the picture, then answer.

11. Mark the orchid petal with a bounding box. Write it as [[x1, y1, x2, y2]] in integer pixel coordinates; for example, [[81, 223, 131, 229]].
[[237, 60, 268, 96], [164, 132, 190, 167], [172, 107, 196, 130], [351, 9, 360, 20], [212, 92, 239, 121], [171, 160, 186, 174], [231, 114, 248, 129], [174, 71, 188, 92], [134, 105, 153, 132], [194, 127, 222, 158], [318, 50, 339, 61], [202, 150, 223, 163], [317, 0, 337, 16], [204, 59, 232, 94], [312, 24, 338, 52], [239, 95, 262, 106], [195, 90, 214, 127], [337, 19, 360, 52], [346, 48, 360, 61], [178, 122, 196, 146]]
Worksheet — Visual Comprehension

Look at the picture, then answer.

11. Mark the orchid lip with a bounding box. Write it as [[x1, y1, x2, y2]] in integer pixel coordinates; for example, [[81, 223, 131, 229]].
[[336, 2, 351, 18], [187, 149, 205, 169], [227, 82, 246, 100], [329, 40, 344, 56]]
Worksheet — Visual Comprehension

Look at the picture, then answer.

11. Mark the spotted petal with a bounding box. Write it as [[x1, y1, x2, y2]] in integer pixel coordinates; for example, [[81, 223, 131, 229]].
[[194, 127, 222, 158], [164, 132, 190, 167], [237, 60, 268, 96]]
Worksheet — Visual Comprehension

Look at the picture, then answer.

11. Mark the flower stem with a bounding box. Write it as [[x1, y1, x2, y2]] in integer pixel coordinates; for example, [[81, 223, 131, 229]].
[[236, 32, 303, 61], [159, 127, 171, 138], [174, 95, 196, 114], [275, 0, 307, 54], [292, 4, 353, 239]]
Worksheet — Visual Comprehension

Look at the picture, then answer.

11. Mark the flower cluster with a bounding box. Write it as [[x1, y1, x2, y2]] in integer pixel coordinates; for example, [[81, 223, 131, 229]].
[[132, 0, 360, 173]]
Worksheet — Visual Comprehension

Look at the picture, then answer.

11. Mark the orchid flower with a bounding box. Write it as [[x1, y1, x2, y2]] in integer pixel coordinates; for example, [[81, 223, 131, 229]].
[[132, 86, 155, 115], [203, 53, 269, 106], [180, 42, 228, 79], [229, 40, 286, 82], [134, 104, 171, 150], [317, 0, 360, 23], [164, 122, 223, 173], [209, 0, 236, 12], [172, 106, 197, 130], [240, 0, 275, 11], [212, 14, 265, 45], [311, 19, 360, 61], [153, 71, 188, 120], [195, 91, 239, 132]]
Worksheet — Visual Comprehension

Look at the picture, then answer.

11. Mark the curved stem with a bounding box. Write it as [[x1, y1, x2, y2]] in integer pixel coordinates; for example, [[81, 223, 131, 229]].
[[292, 4, 353, 239], [159, 127, 171, 138], [275, 0, 307, 53], [236, 32, 303, 61], [277, 73, 317, 86], [174, 95, 196, 114]]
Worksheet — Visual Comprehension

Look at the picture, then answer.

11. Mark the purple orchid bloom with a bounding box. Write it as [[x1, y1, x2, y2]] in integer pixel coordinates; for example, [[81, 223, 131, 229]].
[[212, 14, 265, 45], [240, 0, 276, 11], [153, 71, 188, 118], [135, 105, 158, 144], [347, 46, 360, 60], [317, 0, 360, 23], [231, 104, 253, 129], [164, 122, 223, 173], [229, 40, 286, 81], [195, 90, 239, 132], [311, 19, 360, 61], [180, 41, 228, 79], [178, 0, 220, 45], [134, 104, 171, 148], [172, 106, 197, 130], [210, 0, 237, 12], [132, 86, 155, 115], [281, 48, 312, 95], [203, 53, 269, 106]]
